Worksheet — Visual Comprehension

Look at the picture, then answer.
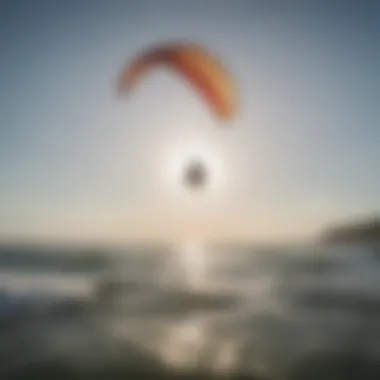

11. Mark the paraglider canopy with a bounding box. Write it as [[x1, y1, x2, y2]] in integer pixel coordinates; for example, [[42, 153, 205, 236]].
[[118, 41, 237, 122]]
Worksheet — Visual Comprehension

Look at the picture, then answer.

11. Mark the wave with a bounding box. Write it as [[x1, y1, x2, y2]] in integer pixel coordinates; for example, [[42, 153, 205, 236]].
[[1, 244, 380, 379]]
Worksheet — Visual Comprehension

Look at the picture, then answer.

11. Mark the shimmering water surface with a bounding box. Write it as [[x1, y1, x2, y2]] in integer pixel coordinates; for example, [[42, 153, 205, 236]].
[[1, 243, 379, 379]]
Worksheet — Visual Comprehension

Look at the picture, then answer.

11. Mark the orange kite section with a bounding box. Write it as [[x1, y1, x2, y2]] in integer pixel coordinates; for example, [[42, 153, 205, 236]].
[[118, 42, 237, 122]]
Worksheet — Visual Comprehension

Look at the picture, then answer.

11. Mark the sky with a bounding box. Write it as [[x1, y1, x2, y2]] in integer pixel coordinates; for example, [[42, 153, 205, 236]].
[[1, 1, 379, 243]]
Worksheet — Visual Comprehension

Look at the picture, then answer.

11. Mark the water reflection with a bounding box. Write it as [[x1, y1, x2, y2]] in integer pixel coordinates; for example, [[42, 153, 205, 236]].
[[1, 243, 380, 379]]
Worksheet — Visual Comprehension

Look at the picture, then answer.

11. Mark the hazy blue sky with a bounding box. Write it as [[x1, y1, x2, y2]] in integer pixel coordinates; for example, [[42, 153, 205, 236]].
[[1, 1, 379, 242]]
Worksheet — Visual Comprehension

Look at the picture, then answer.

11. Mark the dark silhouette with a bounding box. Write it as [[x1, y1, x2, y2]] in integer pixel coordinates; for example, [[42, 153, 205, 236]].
[[322, 217, 380, 245], [183, 160, 208, 189]]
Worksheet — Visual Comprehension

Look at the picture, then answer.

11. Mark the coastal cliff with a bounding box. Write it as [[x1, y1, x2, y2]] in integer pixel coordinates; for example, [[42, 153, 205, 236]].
[[322, 217, 380, 244]]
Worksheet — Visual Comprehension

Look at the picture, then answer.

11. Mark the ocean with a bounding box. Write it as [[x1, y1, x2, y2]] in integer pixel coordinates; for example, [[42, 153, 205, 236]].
[[0, 243, 379, 379]]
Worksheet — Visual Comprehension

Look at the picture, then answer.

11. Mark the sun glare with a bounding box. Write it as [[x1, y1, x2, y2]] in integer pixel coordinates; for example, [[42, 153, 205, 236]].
[[178, 240, 208, 289], [161, 139, 225, 199]]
